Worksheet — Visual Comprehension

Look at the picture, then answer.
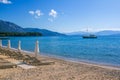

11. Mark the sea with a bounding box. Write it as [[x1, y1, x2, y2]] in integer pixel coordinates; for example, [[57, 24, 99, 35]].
[[1, 36, 120, 67]]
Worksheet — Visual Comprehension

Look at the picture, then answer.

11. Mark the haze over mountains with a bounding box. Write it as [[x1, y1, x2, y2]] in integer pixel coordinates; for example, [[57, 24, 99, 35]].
[[67, 30, 120, 36], [24, 28, 65, 36], [0, 19, 120, 36], [0, 20, 65, 36]]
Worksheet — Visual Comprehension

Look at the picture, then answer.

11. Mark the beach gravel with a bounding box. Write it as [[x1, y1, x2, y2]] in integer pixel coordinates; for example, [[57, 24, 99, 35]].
[[0, 57, 120, 80]]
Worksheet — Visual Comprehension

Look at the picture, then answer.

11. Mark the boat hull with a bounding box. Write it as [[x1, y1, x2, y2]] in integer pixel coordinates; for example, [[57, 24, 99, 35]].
[[82, 36, 97, 39]]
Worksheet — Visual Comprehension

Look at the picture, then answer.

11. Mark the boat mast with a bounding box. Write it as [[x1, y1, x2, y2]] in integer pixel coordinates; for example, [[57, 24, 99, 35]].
[[86, 28, 89, 35]]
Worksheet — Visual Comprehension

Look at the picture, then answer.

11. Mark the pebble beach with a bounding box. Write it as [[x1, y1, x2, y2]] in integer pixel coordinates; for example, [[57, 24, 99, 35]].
[[0, 48, 120, 80]]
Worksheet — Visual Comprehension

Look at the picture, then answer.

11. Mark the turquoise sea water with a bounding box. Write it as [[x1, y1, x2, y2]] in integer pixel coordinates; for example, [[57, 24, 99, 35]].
[[2, 36, 120, 67]]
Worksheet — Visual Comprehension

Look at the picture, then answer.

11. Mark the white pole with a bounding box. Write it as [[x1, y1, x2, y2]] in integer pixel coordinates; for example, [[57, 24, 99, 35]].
[[7, 40, 11, 49], [35, 40, 39, 58], [0, 40, 2, 47], [18, 40, 21, 51]]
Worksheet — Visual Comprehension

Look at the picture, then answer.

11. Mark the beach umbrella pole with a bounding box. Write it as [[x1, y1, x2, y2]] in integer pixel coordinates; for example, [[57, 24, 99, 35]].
[[7, 40, 11, 49], [35, 40, 39, 58], [0, 40, 2, 47], [18, 40, 21, 52]]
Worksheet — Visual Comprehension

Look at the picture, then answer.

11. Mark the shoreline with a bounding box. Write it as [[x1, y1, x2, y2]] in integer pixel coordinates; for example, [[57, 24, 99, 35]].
[[41, 55, 120, 70], [2, 46, 120, 70], [0, 47, 120, 80]]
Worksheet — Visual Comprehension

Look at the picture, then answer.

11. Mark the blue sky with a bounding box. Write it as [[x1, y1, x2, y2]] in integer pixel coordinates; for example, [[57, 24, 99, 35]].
[[0, 0, 120, 33]]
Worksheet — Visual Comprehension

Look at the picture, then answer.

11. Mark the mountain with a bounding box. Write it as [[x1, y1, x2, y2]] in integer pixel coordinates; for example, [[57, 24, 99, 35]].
[[110, 33, 120, 36], [95, 30, 120, 36], [0, 20, 65, 36], [66, 31, 88, 36], [0, 20, 25, 32], [24, 28, 65, 36], [67, 30, 120, 36]]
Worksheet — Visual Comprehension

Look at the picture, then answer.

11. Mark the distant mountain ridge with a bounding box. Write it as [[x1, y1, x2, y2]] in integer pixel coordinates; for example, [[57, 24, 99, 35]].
[[67, 30, 120, 36], [24, 28, 65, 36], [0, 20, 25, 32], [66, 31, 88, 36], [1, 20, 120, 36], [0, 20, 65, 36], [95, 30, 120, 36]]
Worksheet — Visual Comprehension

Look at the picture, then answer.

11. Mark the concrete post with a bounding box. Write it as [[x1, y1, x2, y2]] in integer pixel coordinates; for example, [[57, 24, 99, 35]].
[[18, 40, 21, 51], [0, 40, 2, 47], [35, 40, 39, 58], [7, 40, 11, 49]]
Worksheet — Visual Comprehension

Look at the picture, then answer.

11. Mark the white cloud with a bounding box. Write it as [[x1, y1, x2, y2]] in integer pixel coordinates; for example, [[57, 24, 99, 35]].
[[29, 11, 34, 15], [0, 0, 12, 4], [29, 10, 43, 19], [49, 9, 57, 18], [48, 9, 57, 22], [35, 10, 43, 16]]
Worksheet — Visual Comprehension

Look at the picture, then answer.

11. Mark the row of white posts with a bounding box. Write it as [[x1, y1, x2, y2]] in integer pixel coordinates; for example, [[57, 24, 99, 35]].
[[0, 40, 39, 58]]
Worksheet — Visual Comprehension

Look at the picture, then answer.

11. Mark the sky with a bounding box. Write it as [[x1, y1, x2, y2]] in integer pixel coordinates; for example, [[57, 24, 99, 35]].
[[0, 0, 120, 33]]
